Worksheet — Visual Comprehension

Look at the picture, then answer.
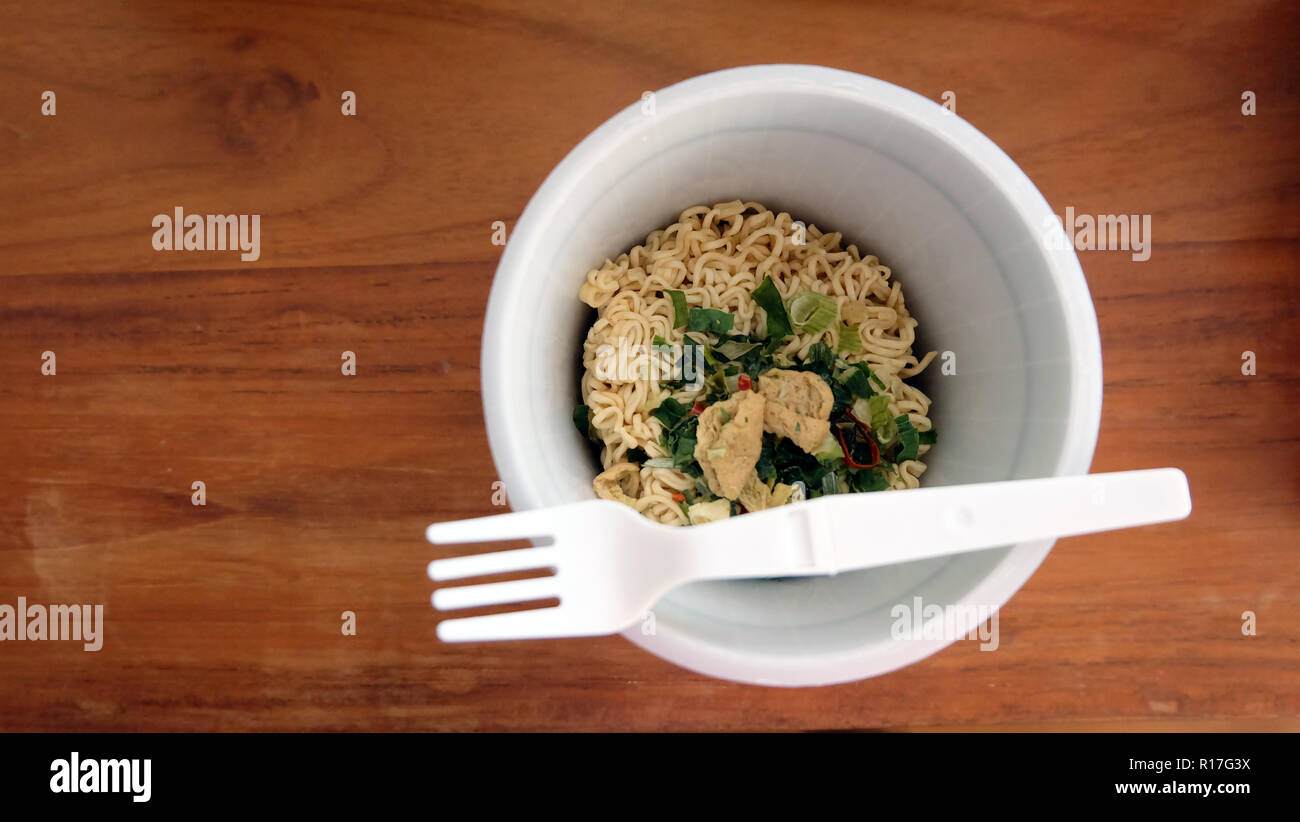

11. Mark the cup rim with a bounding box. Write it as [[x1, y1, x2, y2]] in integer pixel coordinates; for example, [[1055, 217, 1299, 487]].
[[480, 64, 1103, 686]]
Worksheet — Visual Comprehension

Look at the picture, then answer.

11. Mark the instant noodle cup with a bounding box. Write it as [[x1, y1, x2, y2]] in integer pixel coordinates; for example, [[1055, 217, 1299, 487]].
[[479, 65, 1102, 686]]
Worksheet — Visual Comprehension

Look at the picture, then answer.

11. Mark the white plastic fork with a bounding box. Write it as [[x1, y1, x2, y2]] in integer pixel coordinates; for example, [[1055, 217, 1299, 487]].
[[425, 468, 1191, 642]]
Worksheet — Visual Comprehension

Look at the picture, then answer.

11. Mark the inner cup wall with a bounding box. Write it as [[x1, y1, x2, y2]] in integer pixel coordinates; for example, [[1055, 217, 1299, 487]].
[[511, 87, 1077, 656]]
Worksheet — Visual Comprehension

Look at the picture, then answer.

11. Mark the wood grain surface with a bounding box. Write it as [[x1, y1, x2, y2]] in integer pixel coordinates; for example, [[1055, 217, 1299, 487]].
[[1, 0, 1296, 731]]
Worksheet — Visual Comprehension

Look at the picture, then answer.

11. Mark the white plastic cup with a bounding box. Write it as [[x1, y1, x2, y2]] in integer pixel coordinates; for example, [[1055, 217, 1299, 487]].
[[481, 65, 1102, 686]]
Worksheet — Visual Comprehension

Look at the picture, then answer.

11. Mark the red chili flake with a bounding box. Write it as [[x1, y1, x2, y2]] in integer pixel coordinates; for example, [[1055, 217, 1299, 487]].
[[690, 401, 707, 415], [737, 374, 752, 391], [836, 420, 880, 469], [671, 493, 686, 503], [844, 408, 880, 452]]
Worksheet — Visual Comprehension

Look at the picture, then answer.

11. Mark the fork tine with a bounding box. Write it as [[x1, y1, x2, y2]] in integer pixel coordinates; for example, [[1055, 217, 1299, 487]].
[[427, 546, 556, 582], [436, 606, 607, 642], [425, 507, 558, 545], [432, 576, 559, 611]]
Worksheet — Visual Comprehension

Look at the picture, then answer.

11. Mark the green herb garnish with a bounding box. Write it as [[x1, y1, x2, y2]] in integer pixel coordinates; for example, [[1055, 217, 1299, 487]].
[[850, 467, 891, 492], [752, 275, 792, 340], [651, 397, 689, 429], [715, 338, 760, 360], [755, 440, 777, 482], [573, 404, 600, 444], [688, 307, 736, 335], [668, 290, 689, 328]]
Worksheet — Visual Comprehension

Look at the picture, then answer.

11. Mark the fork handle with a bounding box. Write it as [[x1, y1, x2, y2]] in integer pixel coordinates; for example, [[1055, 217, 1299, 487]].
[[678, 469, 1191, 580]]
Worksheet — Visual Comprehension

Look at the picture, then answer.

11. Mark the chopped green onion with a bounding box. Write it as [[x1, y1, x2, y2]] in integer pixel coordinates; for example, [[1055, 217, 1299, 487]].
[[688, 307, 735, 335], [842, 363, 876, 398], [836, 322, 862, 354], [706, 447, 728, 459], [804, 341, 835, 374], [851, 396, 872, 421], [668, 290, 689, 328], [719, 408, 732, 424], [867, 394, 897, 444], [752, 275, 792, 340], [787, 291, 838, 335], [895, 414, 920, 461], [919, 430, 937, 446], [821, 472, 842, 496], [644, 456, 676, 468], [813, 431, 844, 463]]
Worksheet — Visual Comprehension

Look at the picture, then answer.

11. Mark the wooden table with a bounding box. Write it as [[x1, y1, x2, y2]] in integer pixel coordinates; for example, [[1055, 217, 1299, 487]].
[[1, 0, 1296, 731]]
